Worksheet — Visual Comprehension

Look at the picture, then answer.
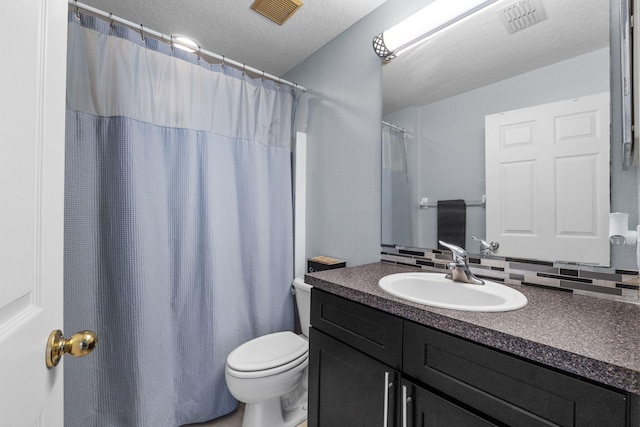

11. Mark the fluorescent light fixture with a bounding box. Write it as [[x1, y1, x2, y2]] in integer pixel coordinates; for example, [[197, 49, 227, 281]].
[[373, 0, 498, 61], [172, 35, 200, 53]]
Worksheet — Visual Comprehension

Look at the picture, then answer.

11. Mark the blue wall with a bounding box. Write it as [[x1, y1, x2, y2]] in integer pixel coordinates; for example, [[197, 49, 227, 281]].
[[284, 0, 431, 267]]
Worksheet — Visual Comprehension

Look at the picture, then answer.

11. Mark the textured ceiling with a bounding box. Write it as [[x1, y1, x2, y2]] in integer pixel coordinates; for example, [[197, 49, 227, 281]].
[[383, 0, 610, 114], [78, 0, 388, 77], [76, 0, 610, 116]]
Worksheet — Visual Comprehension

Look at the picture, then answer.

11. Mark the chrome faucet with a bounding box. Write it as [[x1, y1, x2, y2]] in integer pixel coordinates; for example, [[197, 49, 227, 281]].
[[472, 236, 499, 256], [439, 240, 485, 285]]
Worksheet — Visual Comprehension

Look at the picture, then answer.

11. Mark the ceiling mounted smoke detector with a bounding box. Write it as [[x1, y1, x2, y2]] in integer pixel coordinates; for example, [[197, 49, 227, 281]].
[[251, 0, 303, 25], [498, 0, 547, 34]]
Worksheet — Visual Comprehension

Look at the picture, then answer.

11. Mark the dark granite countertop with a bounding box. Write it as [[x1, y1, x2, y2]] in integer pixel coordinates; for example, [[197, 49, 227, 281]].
[[305, 262, 640, 394]]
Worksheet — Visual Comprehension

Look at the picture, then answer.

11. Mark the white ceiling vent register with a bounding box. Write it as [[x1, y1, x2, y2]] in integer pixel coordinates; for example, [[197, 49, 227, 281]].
[[497, 0, 548, 34]]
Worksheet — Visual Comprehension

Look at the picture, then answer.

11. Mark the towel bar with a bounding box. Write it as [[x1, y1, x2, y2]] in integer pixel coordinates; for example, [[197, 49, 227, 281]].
[[419, 196, 486, 209]]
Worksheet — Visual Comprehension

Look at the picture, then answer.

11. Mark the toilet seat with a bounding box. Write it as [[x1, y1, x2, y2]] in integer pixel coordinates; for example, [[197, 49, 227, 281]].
[[226, 331, 309, 379], [226, 351, 308, 379]]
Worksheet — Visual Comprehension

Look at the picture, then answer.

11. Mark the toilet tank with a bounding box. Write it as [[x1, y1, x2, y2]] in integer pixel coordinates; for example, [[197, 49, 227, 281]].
[[292, 276, 312, 337]]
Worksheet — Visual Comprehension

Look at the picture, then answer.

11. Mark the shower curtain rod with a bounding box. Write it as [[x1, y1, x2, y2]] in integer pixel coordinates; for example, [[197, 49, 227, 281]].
[[382, 121, 406, 133], [68, 0, 308, 93]]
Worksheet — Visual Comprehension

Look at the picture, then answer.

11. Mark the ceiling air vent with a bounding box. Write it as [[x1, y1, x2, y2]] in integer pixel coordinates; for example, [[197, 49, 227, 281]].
[[497, 0, 547, 34], [251, 0, 304, 25]]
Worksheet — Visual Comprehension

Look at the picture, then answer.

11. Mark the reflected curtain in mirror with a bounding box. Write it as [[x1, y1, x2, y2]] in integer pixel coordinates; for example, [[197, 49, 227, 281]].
[[382, 123, 414, 246]]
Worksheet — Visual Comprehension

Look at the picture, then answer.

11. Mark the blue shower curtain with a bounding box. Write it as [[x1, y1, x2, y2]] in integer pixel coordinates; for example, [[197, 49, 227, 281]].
[[64, 13, 295, 426]]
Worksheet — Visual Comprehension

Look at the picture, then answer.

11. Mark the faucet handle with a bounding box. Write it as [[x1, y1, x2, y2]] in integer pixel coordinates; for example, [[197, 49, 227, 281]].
[[438, 240, 467, 263], [472, 236, 490, 249], [472, 236, 499, 251]]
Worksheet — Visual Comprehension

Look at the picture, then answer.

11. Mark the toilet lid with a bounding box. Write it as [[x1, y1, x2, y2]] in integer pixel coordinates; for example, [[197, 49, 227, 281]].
[[227, 331, 308, 372]]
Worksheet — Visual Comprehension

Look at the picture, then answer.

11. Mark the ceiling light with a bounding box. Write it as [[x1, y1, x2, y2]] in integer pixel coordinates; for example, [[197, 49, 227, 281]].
[[373, 0, 499, 62], [172, 35, 200, 53]]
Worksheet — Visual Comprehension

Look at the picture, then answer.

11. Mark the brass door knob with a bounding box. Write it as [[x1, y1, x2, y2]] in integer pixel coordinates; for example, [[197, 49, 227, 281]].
[[46, 329, 98, 368]]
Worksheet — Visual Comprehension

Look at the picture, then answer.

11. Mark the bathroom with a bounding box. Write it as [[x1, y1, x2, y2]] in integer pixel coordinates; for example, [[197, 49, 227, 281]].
[[2, 0, 639, 426]]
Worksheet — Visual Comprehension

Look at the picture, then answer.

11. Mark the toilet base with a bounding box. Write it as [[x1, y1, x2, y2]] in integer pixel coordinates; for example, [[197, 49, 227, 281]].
[[242, 396, 307, 427]]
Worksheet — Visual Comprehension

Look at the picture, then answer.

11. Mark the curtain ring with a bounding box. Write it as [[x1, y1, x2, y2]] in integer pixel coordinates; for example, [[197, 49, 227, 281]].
[[139, 24, 145, 43], [242, 64, 246, 76], [197, 46, 201, 62], [221, 56, 225, 68], [74, 0, 81, 19], [109, 13, 115, 32], [169, 35, 175, 53]]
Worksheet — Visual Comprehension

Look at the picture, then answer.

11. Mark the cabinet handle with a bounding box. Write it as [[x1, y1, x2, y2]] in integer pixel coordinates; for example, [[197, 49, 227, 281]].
[[383, 371, 393, 427], [402, 384, 412, 427]]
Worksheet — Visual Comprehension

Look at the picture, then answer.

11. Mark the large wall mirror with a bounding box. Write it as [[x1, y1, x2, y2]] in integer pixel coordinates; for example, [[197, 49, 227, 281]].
[[381, 0, 639, 270]]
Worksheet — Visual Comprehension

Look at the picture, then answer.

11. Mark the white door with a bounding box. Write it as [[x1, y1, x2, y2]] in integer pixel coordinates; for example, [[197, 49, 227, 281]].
[[485, 93, 610, 265], [0, 0, 68, 425]]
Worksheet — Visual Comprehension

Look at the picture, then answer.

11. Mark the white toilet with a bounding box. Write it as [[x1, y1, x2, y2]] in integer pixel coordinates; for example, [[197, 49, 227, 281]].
[[225, 276, 312, 427]]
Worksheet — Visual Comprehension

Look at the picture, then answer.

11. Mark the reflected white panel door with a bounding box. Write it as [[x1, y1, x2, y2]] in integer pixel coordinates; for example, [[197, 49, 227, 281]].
[[0, 0, 68, 425], [485, 93, 610, 265]]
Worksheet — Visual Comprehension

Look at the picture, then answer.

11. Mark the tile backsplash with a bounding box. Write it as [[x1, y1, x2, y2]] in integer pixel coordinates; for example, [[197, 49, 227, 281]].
[[381, 245, 640, 303]]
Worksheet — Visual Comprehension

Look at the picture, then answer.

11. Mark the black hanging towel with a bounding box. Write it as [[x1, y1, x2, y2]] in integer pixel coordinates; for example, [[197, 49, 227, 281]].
[[437, 199, 466, 250]]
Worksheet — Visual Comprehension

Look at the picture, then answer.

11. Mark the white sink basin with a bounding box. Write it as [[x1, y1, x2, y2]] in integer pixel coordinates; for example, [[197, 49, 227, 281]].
[[378, 272, 527, 312]]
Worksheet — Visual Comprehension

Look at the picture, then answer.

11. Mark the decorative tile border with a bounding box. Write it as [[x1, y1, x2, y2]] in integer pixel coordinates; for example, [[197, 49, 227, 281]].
[[381, 245, 640, 303]]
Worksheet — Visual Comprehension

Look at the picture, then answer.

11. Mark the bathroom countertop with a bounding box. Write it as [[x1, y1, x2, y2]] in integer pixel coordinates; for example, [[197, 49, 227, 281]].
[[305, 262, 640, 395]]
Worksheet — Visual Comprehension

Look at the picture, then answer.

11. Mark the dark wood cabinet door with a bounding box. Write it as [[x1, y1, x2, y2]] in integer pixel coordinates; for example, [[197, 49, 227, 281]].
[[402, 380, 498, 427], [308, 328, 399, 427]]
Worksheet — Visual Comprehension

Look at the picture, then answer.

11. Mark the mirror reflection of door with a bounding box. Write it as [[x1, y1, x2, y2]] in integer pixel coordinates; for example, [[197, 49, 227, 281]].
[[485, 93, 610, 264]]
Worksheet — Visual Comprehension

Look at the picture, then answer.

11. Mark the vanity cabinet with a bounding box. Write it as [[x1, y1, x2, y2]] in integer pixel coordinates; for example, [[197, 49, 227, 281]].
[[308, 289, 402, 426], [309, 289, 634, 427]]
